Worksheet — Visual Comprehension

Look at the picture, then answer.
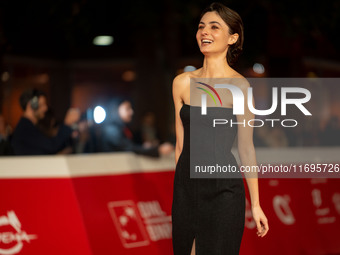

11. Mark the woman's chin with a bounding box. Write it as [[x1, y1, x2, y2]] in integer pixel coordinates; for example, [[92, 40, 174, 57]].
[[200, 49, 215, 56], [200, 48, 227, 57], [200, 47, 210, 53]]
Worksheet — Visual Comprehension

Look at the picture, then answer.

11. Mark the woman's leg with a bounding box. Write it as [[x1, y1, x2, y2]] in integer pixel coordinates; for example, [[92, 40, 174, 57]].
[[190, 238, 195, 255]]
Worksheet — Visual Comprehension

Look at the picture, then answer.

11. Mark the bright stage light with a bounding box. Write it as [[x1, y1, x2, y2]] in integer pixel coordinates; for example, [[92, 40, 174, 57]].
[[93, 106, 106, 124], [253, 63, 265, 74], [93, 36, 114, 46], [184, 65, 196, 72]]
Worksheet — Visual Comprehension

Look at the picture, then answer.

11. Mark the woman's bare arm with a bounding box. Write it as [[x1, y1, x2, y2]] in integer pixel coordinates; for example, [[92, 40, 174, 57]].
[[236, 79, 259, 206], [236, 79, 269, 237], [172, 74, 186, 165]]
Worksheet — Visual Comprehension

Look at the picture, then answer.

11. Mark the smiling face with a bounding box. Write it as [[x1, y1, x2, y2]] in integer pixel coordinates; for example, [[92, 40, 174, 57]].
[[196, 11, 239, 57]]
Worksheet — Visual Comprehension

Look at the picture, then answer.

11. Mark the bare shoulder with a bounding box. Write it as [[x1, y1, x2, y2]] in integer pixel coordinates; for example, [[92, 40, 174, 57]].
[[230, 72, 251, 91], [172, 72, 188, 105], [173, 72, 189, 85], [173, 72, 191, 85], [172, 71, 193, 92]]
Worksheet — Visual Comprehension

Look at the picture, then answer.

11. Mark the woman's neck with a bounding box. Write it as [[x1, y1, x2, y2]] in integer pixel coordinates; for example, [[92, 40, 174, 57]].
[[199, 55, 233, 78]]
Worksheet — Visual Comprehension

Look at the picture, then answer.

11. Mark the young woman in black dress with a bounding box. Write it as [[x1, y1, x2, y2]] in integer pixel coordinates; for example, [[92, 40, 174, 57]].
[[172, 2, 269, 254]]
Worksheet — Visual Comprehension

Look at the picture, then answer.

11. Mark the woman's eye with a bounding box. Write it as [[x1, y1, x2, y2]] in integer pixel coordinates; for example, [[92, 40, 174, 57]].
[[212, 26, 218, 29], [198, 26, 204, 29]]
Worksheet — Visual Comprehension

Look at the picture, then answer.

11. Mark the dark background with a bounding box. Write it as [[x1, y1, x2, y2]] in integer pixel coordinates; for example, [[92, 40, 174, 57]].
[[0, 0, 339, 146]]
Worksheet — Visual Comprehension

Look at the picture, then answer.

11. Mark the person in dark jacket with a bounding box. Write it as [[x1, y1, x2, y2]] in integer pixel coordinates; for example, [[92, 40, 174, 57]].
[[0, 114, 13, 155], [100, 96, 174, 157], [11, 88, 80, 155]]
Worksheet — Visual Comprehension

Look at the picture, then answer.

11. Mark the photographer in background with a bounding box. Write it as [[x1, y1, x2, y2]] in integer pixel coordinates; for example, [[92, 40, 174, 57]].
[[100, 96, 174, 157], [11, 88, 80, 155]]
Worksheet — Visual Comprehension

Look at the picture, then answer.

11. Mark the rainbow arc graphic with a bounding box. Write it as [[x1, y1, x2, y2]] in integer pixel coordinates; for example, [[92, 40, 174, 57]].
[[196, 82, 223, 106]]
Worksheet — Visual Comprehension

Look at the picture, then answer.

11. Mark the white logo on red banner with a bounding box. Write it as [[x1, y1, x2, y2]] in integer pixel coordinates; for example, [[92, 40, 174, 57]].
[[0, 211, 37, 255], [312, 189, 336, 224], [137, 201, 172, 242], [108, 200, 172, 248], [273, 195, 296, 225], [333, 193, 340, 215]]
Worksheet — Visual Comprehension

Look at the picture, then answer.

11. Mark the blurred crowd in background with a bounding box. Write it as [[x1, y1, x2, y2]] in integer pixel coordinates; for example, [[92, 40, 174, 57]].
[[0, 1, 339, 156], [0, 88, 175, 156], [0, 86, 339, 156]]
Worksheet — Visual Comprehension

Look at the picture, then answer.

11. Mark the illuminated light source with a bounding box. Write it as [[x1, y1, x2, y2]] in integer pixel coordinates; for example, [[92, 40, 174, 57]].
[[184, 65, 196, 72], [93, 36, 114, 46], [122, 70, 136, 82], [1, 72, 9, 82], [307, 71, 317, 78], [93, 106, 106, 124], [253, 63, 265, 74], [36, 73, 49, 83]]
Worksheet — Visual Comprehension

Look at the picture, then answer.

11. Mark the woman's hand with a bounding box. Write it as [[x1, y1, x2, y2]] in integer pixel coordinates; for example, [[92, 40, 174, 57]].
[[251, 204, 269, 237]]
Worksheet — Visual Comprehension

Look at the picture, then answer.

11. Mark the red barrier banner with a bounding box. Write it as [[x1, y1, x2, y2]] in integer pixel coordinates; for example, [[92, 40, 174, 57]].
[[1, 149, 340, 255], [0, 179, 92, 255]]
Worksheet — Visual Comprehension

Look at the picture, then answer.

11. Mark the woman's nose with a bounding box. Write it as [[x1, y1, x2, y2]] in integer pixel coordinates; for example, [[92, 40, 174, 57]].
[[201, 28, 208, 36]]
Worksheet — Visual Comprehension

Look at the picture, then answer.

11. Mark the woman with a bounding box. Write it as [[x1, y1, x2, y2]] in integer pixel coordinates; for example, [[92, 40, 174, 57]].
[[171, 2, 269, 254]]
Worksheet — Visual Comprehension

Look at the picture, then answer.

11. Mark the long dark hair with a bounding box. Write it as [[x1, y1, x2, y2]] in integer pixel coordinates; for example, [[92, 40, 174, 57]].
[[200, 2, 244, 66]]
